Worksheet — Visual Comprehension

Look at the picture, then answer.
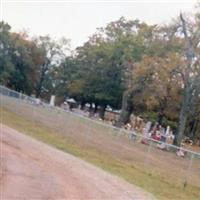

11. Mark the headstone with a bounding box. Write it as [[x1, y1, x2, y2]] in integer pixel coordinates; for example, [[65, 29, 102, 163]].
[[143, 121, 152, 137], [36, 98, 40, 105], [165, 126, 170, 135], [145, 121, 152, 133], [50, 95, 55, 106]]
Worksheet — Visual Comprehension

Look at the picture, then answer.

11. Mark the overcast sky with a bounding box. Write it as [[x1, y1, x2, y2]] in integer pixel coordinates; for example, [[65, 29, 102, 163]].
[[1, 0, 198, 49]]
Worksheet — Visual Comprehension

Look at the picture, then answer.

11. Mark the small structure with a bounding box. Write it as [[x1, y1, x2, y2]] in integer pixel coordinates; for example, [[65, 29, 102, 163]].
[[66, 98, 77, 110]]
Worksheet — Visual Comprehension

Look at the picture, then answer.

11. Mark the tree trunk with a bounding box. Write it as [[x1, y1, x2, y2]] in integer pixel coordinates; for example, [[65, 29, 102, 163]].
[[35, 85, 42, 98], [94, 103, 98, 113], [158, 109, 165, 126], [88, 103, 93, 117], [99, 104, 106, 120], [174, 104, 188, 146], [89, 103, 93, 112], [35, 72, 45, 98], [115, 90, 133, 127], [175, 14, 195, 147], [80, 100, 85, 110], [35, 64, 47, 98], [190, 119, 199, 140]]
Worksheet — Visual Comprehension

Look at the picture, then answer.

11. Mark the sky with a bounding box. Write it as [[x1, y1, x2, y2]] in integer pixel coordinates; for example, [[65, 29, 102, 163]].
[[1, 0, 198, 49]]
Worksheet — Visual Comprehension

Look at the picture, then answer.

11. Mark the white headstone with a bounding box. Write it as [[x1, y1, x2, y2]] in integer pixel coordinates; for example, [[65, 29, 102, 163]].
[[145, 121, 152, 133], [143, 121, 152, 136], [50, 95, 55, 106], [36, 98, 40, 105], [165, 126, 170, 136]]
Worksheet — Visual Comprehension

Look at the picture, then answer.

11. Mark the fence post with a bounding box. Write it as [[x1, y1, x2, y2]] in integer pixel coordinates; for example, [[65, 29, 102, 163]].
[[183, 153, 194, 188], [59, 109, 65, 134], [84, 121, 91, 147], [32, 100, 35, 120], [144, 140, 152, 169]]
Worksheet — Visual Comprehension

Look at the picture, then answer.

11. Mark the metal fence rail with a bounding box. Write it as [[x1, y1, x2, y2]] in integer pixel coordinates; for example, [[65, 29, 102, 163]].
[[0, 85, 200, 188]]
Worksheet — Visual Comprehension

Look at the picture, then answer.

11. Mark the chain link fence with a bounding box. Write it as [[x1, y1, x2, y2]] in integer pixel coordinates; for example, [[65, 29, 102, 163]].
[[0, 85, 200, 188]]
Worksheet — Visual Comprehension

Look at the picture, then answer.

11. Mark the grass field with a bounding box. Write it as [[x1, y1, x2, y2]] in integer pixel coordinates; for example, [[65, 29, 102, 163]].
[[1, 104, 200, 200]]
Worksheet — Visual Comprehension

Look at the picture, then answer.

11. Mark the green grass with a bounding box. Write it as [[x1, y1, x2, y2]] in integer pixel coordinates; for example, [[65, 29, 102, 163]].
[[1, 107, 200, 200]]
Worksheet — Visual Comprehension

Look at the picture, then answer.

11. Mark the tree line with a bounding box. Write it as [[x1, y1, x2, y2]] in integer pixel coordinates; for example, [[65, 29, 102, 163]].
[[1, 9, 200, 146]]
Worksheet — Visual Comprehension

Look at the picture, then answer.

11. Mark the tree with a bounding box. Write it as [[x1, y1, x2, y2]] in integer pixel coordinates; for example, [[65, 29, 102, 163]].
[[174, 13, 200, 146], [132, 55, 182, 122], [66, 33, 124, 119], [34, 36, 69, 98], [114, 21, 159, 126], [0, 22, 43, 95], [8, 32, 43, 94], [0, 22, 15, 85]]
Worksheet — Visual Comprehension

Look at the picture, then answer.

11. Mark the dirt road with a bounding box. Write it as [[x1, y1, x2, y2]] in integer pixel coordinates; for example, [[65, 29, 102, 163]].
[[0, 124, 154, 200]]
